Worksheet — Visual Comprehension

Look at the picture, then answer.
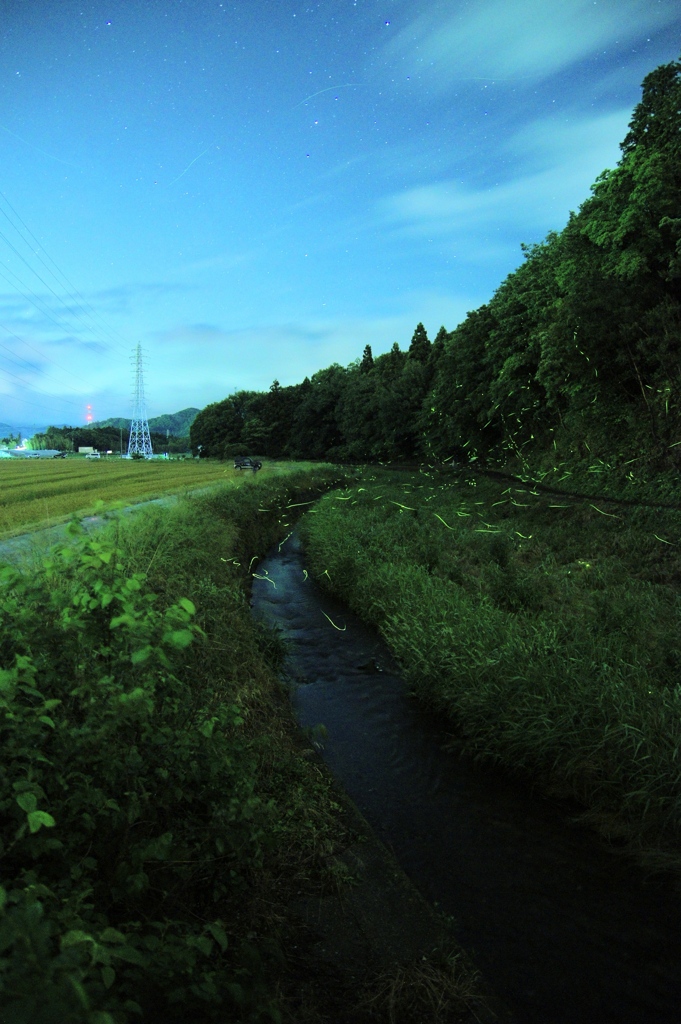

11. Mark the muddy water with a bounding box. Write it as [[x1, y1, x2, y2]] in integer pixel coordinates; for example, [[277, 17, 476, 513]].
[[251, 531, 681, 1024]]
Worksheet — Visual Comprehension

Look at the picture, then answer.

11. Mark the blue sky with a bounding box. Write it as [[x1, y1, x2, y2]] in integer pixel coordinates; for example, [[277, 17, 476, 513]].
[[0, 0, 679, 431]]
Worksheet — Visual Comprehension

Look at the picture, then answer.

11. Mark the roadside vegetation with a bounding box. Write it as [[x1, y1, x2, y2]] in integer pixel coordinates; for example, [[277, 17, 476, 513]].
[[0, 459, 303, 538], [300, 465, 681, 878], [0, 465, 353, 1024], [1, 462, 494, 1023], [190, 58, 681, 507]]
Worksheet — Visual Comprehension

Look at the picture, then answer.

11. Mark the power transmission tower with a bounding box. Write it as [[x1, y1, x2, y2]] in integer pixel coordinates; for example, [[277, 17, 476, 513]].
[[127, 343, 153, 458]]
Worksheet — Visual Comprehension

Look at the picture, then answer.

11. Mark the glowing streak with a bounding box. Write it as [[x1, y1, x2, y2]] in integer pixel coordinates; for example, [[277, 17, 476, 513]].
[[302, 569, 309, 582], [278, 531, 292, 551], [167, 145, 212, 186], [515, 531, 532, 538], [252, 572, 276, 588], [589, 505, 622, 519], [0, 122, 78, 167], [248, 556, 258, 571], [654, 535, 674, 545], [389, 501, 416, 510], [292, 83, 358, 109], [321, 610, 346, 631], [285, 500, 316, 508], [432, 513, 454, 530]]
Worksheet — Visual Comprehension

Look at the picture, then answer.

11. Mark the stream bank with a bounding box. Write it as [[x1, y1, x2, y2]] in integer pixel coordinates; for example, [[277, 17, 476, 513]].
[[251, 530, 681, 1024]]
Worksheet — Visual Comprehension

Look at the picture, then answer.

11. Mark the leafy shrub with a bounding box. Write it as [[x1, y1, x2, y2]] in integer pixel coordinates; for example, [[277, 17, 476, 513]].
[[0, 466, 353, 1023]]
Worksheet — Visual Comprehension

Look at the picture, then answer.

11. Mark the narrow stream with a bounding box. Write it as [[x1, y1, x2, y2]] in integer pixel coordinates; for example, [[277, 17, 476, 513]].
[[251, 530, 681, 1024]]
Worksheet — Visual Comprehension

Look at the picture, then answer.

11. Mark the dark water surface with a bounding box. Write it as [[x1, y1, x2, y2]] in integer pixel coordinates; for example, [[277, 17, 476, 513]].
[[251, 531, 681, 1024]]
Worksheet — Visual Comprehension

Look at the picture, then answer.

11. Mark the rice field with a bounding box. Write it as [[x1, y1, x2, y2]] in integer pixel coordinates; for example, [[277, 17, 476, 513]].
[[0, 457, 258, 536]]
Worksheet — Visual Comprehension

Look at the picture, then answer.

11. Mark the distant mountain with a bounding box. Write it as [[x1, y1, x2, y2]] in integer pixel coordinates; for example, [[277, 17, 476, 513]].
[[0, 423, 43, 440], [92, 408, 200, 436], [1, 424, 50, 439]]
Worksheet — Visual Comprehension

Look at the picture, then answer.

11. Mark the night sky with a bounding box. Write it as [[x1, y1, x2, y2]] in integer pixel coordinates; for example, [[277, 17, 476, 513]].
[[0, 0, 679, 432]]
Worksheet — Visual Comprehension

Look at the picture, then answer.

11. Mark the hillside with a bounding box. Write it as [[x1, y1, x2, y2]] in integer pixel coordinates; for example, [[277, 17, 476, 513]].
[[92, 407, 200, 436], [190, 55, 681, 501]]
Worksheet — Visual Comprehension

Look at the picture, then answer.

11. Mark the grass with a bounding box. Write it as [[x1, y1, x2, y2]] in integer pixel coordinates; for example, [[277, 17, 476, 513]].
[[355, 950, 484, 1024], [2, 459, 492, 1023], [299, 464, 681, 879], [0, 458, 322, 538], [0, 464, 353, 1023]]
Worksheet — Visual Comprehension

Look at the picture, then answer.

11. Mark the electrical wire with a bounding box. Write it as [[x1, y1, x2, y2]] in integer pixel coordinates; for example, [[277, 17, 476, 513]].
[[0, 188, 140, 422]]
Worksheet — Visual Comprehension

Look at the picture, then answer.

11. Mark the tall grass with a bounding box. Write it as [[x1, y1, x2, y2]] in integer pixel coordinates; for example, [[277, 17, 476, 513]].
[[300, 467, 681, 875], [0, 464, 362, 1023]]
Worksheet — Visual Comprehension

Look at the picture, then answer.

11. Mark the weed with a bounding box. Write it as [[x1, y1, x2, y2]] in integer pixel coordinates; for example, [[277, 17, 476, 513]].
[[300, 467, 681, 876], [0, 463, 357, 1023], [356, 949, 484, 1024]]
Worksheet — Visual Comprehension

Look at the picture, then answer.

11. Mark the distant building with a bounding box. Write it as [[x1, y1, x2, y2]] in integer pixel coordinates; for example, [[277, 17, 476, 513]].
[[78, 447, 96, 454]]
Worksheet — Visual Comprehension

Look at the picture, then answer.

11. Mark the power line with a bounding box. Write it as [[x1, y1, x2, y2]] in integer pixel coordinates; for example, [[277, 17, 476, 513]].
[[0, 187, 139, 418], [0, 190, 130, 346], [0, 366, 83, 408], [0, 322, 99, 393], [0, 190, 132, 355]]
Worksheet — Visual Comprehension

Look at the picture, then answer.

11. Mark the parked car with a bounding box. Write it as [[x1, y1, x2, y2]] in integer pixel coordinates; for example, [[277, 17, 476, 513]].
[[53, 452, 67, 458], [85, 452, 101, 459], [233, 456, 262, 471]]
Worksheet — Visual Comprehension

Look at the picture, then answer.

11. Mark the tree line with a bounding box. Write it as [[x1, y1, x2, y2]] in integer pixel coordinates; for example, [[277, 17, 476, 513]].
[[191, 57, 680, 483], [27, 425, 192, 454]]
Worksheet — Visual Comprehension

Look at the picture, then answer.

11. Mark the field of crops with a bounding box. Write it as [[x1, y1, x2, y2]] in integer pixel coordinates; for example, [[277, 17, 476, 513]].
[[0, 458, 245, 536]]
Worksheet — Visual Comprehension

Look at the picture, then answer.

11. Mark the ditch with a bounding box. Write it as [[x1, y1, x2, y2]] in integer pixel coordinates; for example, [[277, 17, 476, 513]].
[[251, 528, 681, 1024]]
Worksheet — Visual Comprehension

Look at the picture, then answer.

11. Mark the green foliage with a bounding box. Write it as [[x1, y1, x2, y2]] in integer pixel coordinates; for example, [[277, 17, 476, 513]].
[[0, 465, 354, 1022], [91, 410, 200, 437], [300, 469, 681, 872], [407, 323, 431, 364], [188, 56, 680, 492], [28, 426, 190, 455]]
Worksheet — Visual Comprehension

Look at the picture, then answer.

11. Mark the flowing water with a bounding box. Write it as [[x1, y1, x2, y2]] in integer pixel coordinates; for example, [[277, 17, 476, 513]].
[[251, 530, 681, 1024]]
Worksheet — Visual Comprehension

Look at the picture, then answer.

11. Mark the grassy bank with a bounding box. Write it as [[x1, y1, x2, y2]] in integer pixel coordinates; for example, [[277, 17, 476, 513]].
[[299, 466, 681, 878], [1, 462, 497, 1024], [0, 465, 343, 1023], [0, 458, 310, 538]]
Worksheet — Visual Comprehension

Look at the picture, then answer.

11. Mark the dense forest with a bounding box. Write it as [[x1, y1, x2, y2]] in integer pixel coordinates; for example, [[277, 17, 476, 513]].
[[191, 57, 681, 496]]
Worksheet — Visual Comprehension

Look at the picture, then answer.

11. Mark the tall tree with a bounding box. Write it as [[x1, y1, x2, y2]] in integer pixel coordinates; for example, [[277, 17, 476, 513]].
[[407, 322, 431, 363], [360, 344, 374, 372]]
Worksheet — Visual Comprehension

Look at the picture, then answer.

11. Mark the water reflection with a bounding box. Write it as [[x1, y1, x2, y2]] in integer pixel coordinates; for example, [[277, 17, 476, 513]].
[[251, 530, 681, 1024]]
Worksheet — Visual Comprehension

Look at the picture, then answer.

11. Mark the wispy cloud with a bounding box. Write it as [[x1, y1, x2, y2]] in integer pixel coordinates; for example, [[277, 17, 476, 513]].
[[383, 0, 679, 91], [375, 107, 631, 253], [147, 308, 467, 407]]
